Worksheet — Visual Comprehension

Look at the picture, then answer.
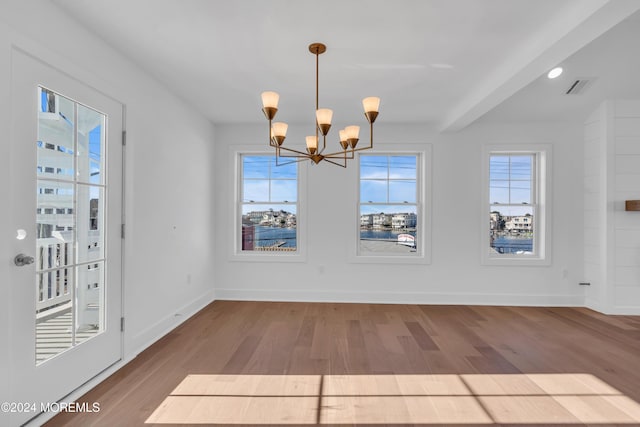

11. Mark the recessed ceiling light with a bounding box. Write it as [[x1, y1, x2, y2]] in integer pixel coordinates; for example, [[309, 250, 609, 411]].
[[547, 67, 563, 79]]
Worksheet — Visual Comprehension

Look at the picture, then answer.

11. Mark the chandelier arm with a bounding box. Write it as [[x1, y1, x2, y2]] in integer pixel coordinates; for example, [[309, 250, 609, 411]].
[[322, 157, 347, 168], [337, 147, 371, 156], [319, 134, 328, 155], [275, 155, 310, 166], [269, 119, 276, 147], [346, 145, 374, 154], [324, 144, 375, 158], [277, 145, 316, 157], [351, 121, 374, 151], [325, 152, 355, 160], [324, 149, 354, 159]]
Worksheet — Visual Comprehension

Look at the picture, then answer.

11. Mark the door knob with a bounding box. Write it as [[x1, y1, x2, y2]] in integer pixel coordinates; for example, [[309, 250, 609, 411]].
[[14, 254, 35, 266]]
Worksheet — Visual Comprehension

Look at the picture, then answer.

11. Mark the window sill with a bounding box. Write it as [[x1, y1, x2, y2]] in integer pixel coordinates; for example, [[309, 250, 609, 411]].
[[482, 254, 550, 266], [350, 253, 430, 265], [230, 251, 307, 263]]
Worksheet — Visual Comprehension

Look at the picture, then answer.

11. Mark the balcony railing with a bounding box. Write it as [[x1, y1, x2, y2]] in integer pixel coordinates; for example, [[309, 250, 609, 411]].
[[36, 238, 72, 313]]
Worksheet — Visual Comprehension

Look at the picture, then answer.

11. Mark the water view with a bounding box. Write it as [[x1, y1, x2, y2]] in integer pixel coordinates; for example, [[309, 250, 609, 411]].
[[360, 229, 416, 241], [253, 225, 296, 248], [491, 236, 533, 254], [249, 227, 419, 249]]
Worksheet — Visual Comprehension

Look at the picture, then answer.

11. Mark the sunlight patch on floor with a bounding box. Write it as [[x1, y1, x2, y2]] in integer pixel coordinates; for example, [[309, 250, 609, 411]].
[[145, 373, 640, 425]]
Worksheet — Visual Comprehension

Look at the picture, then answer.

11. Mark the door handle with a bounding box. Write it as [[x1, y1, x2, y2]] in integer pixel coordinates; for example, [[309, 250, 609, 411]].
[[14, 254, 35, 267]]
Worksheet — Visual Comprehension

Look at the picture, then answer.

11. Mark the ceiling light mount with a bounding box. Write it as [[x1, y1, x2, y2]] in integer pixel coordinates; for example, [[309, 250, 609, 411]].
[[308, 42, 326, 55], [261, 42, 380, 168]]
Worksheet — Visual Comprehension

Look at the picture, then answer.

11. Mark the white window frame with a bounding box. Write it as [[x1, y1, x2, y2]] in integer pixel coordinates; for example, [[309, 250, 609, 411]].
[[230, 147, 307, 262], [350, 146, 432, 264], [481, 143, 551, 266]]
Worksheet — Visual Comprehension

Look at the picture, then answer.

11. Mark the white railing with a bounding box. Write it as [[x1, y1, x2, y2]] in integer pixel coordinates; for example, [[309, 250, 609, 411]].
[[36, 238, 72, 313]]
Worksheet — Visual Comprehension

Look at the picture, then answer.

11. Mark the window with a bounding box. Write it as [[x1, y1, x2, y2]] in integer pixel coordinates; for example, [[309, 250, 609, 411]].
[[483, 144, 550, 265], [357, 152, 429, 262], [238, 154, 298, 254]]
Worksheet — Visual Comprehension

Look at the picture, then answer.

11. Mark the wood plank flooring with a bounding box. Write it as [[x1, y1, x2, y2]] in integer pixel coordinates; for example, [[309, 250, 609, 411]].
[[45, 301, 640, 426]]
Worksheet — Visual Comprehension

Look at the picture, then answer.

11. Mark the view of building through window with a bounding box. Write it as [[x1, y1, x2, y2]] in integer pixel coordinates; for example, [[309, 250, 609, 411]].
[[489, 154, 535, 255], [240, 155, 297, 251], [359, 155, 419, 255]]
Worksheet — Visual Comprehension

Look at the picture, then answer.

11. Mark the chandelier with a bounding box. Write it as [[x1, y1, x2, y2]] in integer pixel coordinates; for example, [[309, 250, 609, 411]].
[[261, 43, 380, 167]]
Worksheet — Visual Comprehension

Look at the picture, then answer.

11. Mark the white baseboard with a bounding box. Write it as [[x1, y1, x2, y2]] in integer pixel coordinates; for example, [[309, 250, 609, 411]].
[[584, 298, 640, 315], [584, 297, 605, 314], [214, 288, 583, 307], [592, 305, 640, 315], [127, 289, 216, 359], [607, 306, 640, 315]]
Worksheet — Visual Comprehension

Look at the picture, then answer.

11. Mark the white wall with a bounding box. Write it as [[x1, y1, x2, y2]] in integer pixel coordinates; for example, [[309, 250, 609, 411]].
[[584, 100, 640, 314], [614, 100, 640, 312], [214, 121, 585, 306], [583, 103, 609, 310], [0, 0, 216, 415]]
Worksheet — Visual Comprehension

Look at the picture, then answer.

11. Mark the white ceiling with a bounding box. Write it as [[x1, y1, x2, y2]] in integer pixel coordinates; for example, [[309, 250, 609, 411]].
[[53, 0, 640, 131]]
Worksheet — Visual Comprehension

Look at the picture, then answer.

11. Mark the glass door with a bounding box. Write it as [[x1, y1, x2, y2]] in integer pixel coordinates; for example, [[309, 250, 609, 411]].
[[9, 49, 123, 426]]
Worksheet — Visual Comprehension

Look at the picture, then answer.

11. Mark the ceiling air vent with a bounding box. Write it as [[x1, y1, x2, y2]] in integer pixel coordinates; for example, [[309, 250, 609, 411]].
[[565, 77, 595, 95]]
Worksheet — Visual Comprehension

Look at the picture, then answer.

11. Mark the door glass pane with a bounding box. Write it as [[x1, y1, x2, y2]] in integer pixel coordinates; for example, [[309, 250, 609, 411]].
[[77, 185, 104, 263], [36, 268, 74, 364], [37, 89, 75, 181], [76, 261, 104, 338], [35, 87, 106, 365], [37, 180, 74, 270], [77, 104, 105, 185]]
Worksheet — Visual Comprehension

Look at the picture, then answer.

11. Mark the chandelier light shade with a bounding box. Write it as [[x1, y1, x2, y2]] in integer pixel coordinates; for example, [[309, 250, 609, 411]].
[[260, 42, 380, 167]]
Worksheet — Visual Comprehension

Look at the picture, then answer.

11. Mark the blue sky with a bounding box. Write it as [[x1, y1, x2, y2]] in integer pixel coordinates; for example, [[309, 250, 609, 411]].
[[242, 156, 297, 214], [241, 154, 419, 216], [360, 155, 417, 215], [490, 154, 533, 217]]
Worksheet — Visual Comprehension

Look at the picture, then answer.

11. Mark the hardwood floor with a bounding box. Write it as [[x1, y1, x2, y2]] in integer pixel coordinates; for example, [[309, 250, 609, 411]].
[[45, 301, 640, 426]]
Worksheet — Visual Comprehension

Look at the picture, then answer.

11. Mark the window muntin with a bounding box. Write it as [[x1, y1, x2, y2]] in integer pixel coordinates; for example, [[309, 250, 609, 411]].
[[486, 149, 548, 263], [359, 155, 419, 256], [240, 155, 297, 252], [489, 154, 535, 256]]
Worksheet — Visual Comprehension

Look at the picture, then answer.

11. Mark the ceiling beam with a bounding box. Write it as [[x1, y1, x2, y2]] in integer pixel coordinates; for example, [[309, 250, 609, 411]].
[[440, 0, 640, 132]]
